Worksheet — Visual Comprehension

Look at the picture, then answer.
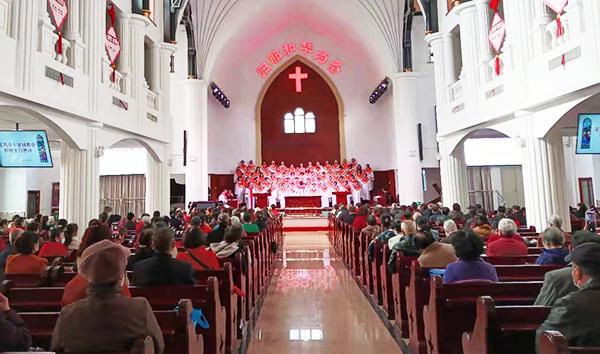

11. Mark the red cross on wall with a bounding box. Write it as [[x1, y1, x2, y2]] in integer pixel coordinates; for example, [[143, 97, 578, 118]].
[[288, 66, 308, 93]]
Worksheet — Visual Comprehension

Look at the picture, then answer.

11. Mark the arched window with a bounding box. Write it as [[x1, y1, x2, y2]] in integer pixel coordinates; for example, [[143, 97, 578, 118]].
[[284, 108, 316, 134]]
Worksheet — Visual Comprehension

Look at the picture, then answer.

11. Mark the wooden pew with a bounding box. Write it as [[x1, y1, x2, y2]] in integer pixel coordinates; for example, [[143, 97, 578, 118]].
[[539, 331, 600, 354], [423, 276, 543, 354], [462, 296, 551, 354], [129, 278, 226, 354], [379, 244, 395, 319], [405, 261, 560, 354], [19, 299, 202, 354], [371, 239, 384, 305], [4, 265, 67, 287], [483, 254, 540, 265], [194, 263, 238, 354], [389, 252, 417, 333], [1, 279, 224, 354]]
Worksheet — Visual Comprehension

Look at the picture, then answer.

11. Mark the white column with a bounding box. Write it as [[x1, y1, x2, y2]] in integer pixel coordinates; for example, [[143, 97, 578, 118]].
[[426, 33, 447, 106], [118, 16, 131, 74], [59, 128, 100, 228], [159, 43, 177, 135], [455, 2, 479, 84], [146, 151, 170, 214], [392, 72, 424, 204], [519, 111, 570, 232], [442, 33, 457, 85], [149, 42, 161, 92], [582, 0, 600, 60], [83, 0, 104, 113], [439, 138, 469, 208], [14, 0, 37, 91], [184, 79, 209, 205], [531, 0, 552, 56], [63, 0, 80, 41], [475, 0, 494, 82], [128, 15, 148, 100]]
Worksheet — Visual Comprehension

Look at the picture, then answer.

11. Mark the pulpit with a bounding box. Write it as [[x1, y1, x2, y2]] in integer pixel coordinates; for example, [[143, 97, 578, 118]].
[[253, 193, 270, 208], [333, 191, 351, 205]]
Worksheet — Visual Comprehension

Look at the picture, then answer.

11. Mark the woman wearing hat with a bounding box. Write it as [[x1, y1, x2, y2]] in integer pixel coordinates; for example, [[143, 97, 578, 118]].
[[51, 240, 164, 354]]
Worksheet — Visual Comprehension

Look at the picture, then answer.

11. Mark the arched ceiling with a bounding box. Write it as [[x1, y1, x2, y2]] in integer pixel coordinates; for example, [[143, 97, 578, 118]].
[[191, 0, 399, 79]]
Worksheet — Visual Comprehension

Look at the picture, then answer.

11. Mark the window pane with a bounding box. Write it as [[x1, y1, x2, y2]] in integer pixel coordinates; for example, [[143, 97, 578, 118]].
[[294, 107, 305, 116], [284, 119, 295, 134], [305, 112, 316, 133], [284, 113, 294, 133], [295, 115, 305, 133], [305, 118, 316, 133]]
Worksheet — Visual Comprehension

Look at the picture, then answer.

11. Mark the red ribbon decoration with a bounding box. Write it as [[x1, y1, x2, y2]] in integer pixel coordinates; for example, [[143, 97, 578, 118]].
[[495, 55, 501, 76], [556, 15, 564, 37], [489, 0, 500, 12]]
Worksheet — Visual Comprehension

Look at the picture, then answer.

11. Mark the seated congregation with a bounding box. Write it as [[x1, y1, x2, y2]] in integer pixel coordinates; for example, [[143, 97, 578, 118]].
[[0, 204, 282, 354], [330, 202, 600, 354]]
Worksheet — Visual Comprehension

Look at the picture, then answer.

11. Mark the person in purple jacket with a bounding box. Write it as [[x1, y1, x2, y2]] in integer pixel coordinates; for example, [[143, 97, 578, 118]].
[[443, 229, 498, 284], [0, 293, 31, 352]]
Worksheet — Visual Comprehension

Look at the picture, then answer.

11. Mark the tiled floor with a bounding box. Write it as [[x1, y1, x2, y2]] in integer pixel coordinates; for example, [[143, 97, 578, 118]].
[[246, 232, 403, 354]]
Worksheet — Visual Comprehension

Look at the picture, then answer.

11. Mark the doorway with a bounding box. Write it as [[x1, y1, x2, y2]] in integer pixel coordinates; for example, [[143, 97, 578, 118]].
[[27, 190, 41, 218], [579, 177, 595, 207]]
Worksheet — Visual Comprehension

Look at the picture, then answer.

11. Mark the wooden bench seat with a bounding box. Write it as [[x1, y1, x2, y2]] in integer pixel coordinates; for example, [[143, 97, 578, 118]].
[[462, 296, 551, 354], [423, 276, 543, 354], [19, 299, 202, 354], [129, 278, 226, 354], [540, 331, 600, 354]]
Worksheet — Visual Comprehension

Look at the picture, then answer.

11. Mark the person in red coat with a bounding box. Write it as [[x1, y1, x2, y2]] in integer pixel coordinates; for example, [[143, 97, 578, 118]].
[[352, 205, 369, 231], [177, 227, 220, 271], [38, 228, 68, 257], [486, 218, 528, 256]]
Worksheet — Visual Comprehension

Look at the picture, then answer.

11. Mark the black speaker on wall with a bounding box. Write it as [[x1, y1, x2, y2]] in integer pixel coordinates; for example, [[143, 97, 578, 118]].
[[417, 123, 424, 161], [183, 130, 187, 167]]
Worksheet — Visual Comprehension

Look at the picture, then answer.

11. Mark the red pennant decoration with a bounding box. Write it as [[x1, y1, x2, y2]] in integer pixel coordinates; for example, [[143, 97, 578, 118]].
[[488, 2, 506, 77], [47, 0, 68, 55], [489, 0, 500, 11], [543, 0, 568, 14], [105, 26, 121, 82]]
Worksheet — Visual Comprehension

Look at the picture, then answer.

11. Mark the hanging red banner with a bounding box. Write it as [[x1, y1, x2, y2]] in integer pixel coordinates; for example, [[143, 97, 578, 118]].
[[105, 26, 121, 82], [47, 0, 68, 55], [488, 12, 506, 76], [544, 0, 568, 38], [543, 0, 568, 14]]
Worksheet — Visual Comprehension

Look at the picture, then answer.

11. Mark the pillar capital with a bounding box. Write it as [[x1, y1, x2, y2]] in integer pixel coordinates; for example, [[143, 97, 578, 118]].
[[425, 32, 444, 46], [454, 0, 478, 16]]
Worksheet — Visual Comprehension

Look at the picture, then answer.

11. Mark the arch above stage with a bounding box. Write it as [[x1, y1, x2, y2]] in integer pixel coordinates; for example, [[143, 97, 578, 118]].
[[255, 55, 346, 165]]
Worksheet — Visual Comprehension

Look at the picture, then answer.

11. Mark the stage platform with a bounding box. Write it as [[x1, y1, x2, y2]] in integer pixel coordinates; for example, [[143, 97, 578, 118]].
[[281, 206, 332, 216], [282, 215, 330, 232]]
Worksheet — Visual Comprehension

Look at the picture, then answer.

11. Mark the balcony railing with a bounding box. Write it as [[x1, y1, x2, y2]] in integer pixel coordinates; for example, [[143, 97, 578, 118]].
[[147, 89, 158, 111], [449, 79, 465, 102], [545, 0, 583, 49], [102, 58, 127, 95]]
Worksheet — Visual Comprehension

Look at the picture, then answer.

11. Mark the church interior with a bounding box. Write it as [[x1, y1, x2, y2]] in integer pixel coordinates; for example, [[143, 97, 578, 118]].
[[2, 0, 600, 353]]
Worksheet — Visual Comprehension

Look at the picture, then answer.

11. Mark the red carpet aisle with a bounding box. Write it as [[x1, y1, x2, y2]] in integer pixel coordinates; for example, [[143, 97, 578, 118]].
[[246, 232, 402, 354]]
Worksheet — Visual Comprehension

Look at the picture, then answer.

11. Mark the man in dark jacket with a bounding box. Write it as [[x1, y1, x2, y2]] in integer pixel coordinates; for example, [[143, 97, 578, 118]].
[[133, 227, 196, 286], [534, 231, 600, 306], [0, 293, 31, 352], [536, 243, 600, 351]]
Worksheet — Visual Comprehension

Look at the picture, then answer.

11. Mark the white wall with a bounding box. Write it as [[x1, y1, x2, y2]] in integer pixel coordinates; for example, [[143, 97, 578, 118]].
[[0, 148, 61, 218], [99, 148, 148, 176], [205, 26, 395, 174], [464, 138, 522, 166], [564, 136, 600, 207], [0, 169, 27, 218]]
